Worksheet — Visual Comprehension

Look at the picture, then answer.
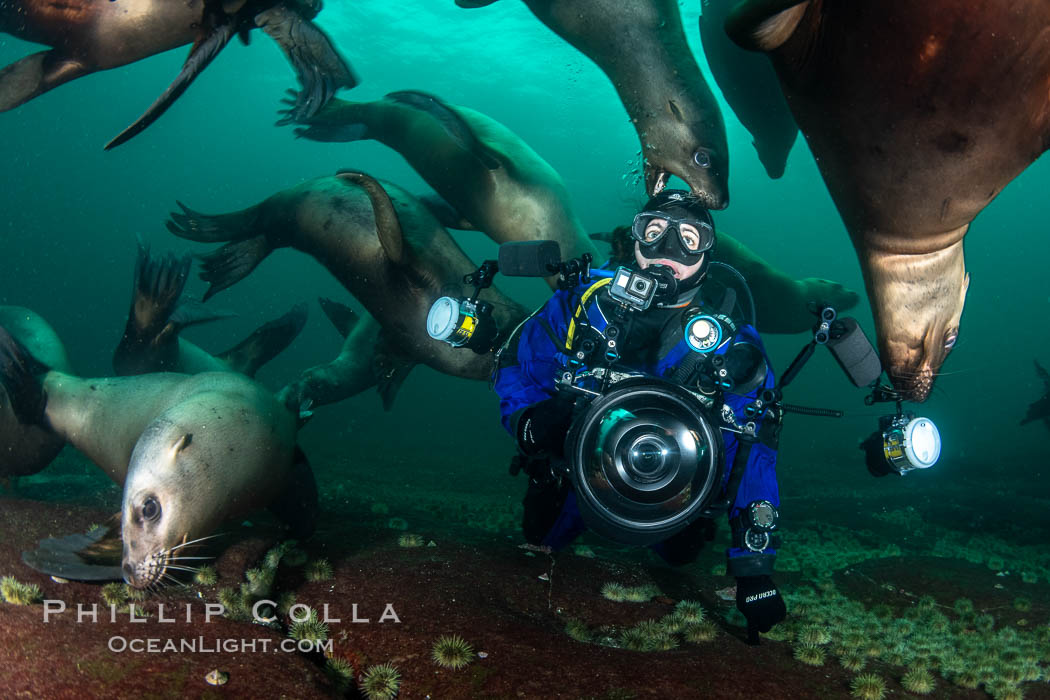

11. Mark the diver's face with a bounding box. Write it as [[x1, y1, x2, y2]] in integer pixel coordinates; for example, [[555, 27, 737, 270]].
[[634, 241, 705, 280]]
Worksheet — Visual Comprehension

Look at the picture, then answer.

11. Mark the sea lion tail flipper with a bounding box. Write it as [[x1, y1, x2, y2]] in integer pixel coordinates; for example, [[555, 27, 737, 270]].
[[104, 25, 236, 150], [456, 0, 503, 7], [335, 170, 405, 264], [21, 518, 124, 581], [384, 90, 502, 170], [318, 298, 359, 339], [167, 200, 260, 244], [419, 193, 477, 231], [196, 236, 275, 302], [0, 51, 88, 112], [255, 6, 357, 126], [216, 302, 309, 376], [0, 325, 50, 427], [269, 446, 318, 540], [127, 241, 193, 337]]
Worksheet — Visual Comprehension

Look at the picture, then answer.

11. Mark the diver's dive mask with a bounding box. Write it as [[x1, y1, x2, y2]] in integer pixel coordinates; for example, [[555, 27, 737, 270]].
[[631, 211, 715, 261]]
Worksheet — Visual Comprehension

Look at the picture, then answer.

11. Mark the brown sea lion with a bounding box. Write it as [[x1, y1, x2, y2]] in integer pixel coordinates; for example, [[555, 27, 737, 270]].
[[167, 171, 530, 381], [726, 0, 1050, 401], [0, 306, 72, 480], [697, 0, 798, 178], [285, 89, 600, 276], [0, 0, 355, 148], [289, 90, 855, 327], [113, 242, 307, 377], [0, 327, 315, 586], [454, 0, 729, 208]]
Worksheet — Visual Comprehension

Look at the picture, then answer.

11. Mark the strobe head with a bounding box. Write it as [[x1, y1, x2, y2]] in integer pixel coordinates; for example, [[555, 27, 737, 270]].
[[564, 379, 724, 545], [862, 412, 941, 476], [426, 296, 498, 354]]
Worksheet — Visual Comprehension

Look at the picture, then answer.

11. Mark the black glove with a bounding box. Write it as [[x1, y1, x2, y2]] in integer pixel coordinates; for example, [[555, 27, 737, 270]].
[[515, 394, 575, 457], [735, 575, 786, 645]]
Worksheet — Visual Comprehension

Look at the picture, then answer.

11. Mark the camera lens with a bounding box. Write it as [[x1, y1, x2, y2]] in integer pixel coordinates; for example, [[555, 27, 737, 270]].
[[628, 436, 669, 477], [633, 279, 649, 293]]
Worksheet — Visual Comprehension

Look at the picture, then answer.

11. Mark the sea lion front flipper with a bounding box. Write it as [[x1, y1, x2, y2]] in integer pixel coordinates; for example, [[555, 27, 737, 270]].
[[384, 90, 502, 170], [335, 170, 405, 264], [1035, 360, 1050, 390], [374, 333, 416, 411], [255, 5, 358, 125], [268, 446, 318, 540], [419, 193, 477, 231], [0, 51, 89, 112], [0, 325, 49, 427], [105, 23, 237, 149], [318, 298, 359, 339], [216, 302, 309, 377], [21, 519, 123, 582]]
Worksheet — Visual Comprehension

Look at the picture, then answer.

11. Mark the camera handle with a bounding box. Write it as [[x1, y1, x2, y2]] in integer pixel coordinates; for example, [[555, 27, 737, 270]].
[[463, 259, 499, 303], [750, 307, 845, 420]]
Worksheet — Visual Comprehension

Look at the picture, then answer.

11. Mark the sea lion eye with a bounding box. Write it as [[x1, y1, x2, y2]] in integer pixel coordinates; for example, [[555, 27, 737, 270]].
[[142, 497, 161, 521], [944, 330, 958, 350], [693, 149, 712, 168]]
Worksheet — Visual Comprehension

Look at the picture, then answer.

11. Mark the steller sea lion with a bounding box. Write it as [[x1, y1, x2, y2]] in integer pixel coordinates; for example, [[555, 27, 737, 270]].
[[167, 171, 530, 382], [0, 0, 356, 148], [113, 242, 307, 377], [286, 89, 600, 271], [454, 0, 729, 208], [0, 326, 315, 587], [289, 90, 856, 327], [726, 0, 1050, 401], [697, 0, 798, 179], [0, 306, 72, 480]]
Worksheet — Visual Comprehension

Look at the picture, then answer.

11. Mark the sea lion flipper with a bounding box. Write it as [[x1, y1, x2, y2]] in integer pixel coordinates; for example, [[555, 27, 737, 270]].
[[167, 200, 259, 244], [216, 302, 309, 377], [268, 446, 318, 540], [0, 51, 89, 112], [255, 6, 357, 125], [0, 325, 49, 427], [725, 0, 810, 52], [456, 0, 503, 7], [196, 236, 275, 302], [21, 520, 123, 581], [318, 298, 359, 339], [384, 90, 502, 170], [373, 334, 416, 411], [1035, 359, 1050, 388], [105, 24, 237, 150], [419, 193, 477, 231], [335, 170, 405, 264]]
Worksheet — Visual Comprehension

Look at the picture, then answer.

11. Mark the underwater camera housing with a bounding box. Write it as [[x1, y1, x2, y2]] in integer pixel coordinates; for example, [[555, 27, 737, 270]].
[[427, 260, 501, 354]]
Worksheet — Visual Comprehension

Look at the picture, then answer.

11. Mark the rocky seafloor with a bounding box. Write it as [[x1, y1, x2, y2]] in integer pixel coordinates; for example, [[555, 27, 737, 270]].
[[2, 448, 1049, 700]]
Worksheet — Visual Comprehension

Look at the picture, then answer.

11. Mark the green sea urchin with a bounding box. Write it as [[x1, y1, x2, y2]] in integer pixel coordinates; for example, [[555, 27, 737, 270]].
[[432, 634, 474, 670], [565, 618, 593, 643], [794, 644, 826, 666], [288, 609, 328, 644], [360, 663, 400, 700], [601, 582, 628, 602], [797, 624, 831, 646], [674, 600, 705, 623], [840, 651, 867, 672], [193, 565, 218, 586], [305, 559, 334, 582], [683, 621, 719, 643], [398, 533, 424, 548], [850, 673, 887, 700], [900, 667, 936, 694], [100, 582, 128, 608], [325, 656, 355, 690], [1, 577, 42, 606]]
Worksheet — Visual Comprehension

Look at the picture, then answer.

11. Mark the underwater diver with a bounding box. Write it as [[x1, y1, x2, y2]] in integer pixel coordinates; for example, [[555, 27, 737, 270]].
[[493, 190, 787, 644]]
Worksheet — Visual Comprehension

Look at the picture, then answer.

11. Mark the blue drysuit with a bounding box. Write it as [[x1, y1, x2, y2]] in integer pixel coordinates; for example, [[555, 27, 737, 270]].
[[494, 273, 780, 576]]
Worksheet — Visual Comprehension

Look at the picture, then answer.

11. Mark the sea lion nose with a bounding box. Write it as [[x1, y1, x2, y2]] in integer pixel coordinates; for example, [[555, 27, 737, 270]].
[[121, 562, 136, 585]]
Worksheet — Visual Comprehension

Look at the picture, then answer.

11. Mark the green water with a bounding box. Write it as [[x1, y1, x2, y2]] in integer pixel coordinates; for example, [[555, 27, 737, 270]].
[[1, 0, 1048, 613]]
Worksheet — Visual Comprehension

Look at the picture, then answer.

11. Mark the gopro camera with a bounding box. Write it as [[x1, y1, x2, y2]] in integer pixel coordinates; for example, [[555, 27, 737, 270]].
[[608, 265, 677, 311]]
